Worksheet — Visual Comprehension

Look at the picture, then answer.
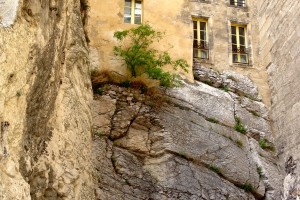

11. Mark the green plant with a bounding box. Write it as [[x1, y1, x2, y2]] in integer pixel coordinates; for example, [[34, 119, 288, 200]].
[[209, 165, 222, 175], [113, 24, 189, 87], [240, 183, 254, 193], [259, 139, 275, 152], [257, 167, 263, 179], [250, 110, 260, 117], [222, 85, 230, 92], [95, 88, 104, 95], [207, 117, 219, 124], [235, 139, 243, 148], [94, 130, 105, 137], [111, 157, 117, 165], [234, 117, 247, 134], [16, 91, 22, 97]]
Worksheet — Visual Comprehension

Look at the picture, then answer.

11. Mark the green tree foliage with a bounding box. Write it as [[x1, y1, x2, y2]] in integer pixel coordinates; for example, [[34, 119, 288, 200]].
[[113, 24, 189, 87]]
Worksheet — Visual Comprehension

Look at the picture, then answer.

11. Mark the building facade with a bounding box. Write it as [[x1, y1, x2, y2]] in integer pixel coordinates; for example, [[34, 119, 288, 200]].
[[88, 0, 270, 104]]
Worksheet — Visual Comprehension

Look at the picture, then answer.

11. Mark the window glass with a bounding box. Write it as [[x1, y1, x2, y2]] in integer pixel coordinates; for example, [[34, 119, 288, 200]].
[[193, 19, 209, 59], [124, 0, 142, 24], [231, 25, 248, 63], [231, 26, 236, 34], [200, 22, 206, 31]]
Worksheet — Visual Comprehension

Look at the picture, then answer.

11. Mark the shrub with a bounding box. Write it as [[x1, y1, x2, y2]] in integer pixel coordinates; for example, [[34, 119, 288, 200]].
[[234, 117, 247, 134], [240, 183, 254, 193], [113, 24, 189, 88]]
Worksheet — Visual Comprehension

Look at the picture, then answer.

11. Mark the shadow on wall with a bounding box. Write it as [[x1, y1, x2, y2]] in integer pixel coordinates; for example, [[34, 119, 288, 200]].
[[0, 0, 19, 27]]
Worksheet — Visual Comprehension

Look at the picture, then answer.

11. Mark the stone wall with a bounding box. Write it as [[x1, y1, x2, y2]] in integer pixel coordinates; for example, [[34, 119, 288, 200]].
[[259, 0, 300, 199], [0, 0, 94, 199]]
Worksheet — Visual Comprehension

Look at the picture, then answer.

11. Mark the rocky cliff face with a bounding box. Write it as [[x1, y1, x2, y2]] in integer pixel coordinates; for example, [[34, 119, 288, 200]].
[[0, 0, 94, 199], [0, 1, 286, 199], [92, 66, 283, 200]]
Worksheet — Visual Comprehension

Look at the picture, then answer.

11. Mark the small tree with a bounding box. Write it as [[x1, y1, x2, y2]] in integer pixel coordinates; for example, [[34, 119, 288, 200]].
[[113, 24, 189, 87]]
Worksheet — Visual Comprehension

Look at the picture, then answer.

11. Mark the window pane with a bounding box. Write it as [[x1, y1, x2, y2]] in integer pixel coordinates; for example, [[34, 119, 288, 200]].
[[232, 44, 238, 52], [135, 16, 141, 24], [124, 7, 131, 14], [201, 50, 207, 59], [240, 54, 247, 63], [200, 22, 206, 31], [193, 21, 197, 29], [135, 9, 141, 15], [194, 31, 197, 39], [124, 16, 131, 23], [125, 0, 131, 7], [237, 0, 245, 6], [239, 36, 245, 45], [200, 31, 206, 41], [135, 2, 142, 9], [230, 0, 235, 5], [233, 54, 238, 63], [232, 35, 237, 44], [231, 26, 236, 34], [239, 27, 245, 36]]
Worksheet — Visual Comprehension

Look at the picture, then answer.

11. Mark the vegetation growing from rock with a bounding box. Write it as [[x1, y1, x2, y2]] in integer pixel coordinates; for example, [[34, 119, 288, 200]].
[[113, 24, 189, 87], [259, 139, 275, 152], [240, 183, 254, 193], [209, 165, 222, 175], [234, 117, 247, 134]]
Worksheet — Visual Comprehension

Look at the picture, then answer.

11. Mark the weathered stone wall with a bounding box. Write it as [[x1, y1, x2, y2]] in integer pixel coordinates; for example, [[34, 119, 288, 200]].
[[0, 0, 94, 199], [259, 0, 300, 199], [92, 67, 283, 199], [87, 0, 271, 106]]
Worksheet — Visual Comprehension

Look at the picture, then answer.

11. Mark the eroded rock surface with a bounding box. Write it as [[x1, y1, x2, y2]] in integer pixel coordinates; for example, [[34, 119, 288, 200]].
[[0, 0, 94, 199], [92, 71, 284, 200]]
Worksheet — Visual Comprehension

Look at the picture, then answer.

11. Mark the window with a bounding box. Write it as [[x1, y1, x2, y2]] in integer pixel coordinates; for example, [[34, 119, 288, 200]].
[[124, 0, 142, 24], [230, 0, 246, 7], [193, 19, 209, 59], [231, 25, 248, 64]]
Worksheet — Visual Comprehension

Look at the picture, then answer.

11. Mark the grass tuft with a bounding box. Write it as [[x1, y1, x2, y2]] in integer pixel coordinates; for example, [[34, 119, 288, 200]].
[[234, 117, 247, 134]]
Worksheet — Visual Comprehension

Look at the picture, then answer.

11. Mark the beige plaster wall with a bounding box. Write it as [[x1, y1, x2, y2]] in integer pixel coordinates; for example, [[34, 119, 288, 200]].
[[88, 0, 270, 105], [88, 0, 193, 81], [259, 0, 300, 198]]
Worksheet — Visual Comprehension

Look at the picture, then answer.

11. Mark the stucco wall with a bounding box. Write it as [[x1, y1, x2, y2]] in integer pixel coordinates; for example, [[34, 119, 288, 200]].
[[87, 0, 193, 81], [88, 0, 270, 105], [259, 0, 300, 199]]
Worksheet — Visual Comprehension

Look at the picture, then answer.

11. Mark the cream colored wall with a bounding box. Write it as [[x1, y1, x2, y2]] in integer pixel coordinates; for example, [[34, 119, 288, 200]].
[[88, 0, 193, 81], [88, 0, 270, 105]]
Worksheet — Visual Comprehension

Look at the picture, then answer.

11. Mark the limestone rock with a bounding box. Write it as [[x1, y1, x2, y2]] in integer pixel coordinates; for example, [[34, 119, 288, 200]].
[[92, 80, 282, 199]]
